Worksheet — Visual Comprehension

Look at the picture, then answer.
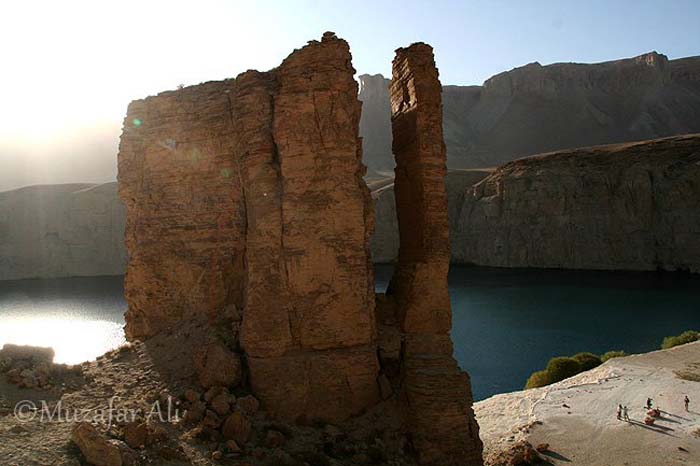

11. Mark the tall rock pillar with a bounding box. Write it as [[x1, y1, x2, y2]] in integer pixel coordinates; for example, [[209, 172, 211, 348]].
[[389, 43, 483, 466], [236, 34, 380, 423]]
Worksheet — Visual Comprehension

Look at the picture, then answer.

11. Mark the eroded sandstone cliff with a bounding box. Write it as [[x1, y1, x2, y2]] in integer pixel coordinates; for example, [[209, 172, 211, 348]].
[[118, 79, 246, 340], [119, 32, 381, 424], [383, 43, 483, 466], [0, 183, 125, 280], [454, 134, 700, 272], [117, 34, 483, 465]]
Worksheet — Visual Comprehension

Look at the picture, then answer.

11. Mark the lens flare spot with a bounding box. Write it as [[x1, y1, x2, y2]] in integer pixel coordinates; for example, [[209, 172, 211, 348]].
[[220, 168, 232, 178], [132, 118, 142, 127]]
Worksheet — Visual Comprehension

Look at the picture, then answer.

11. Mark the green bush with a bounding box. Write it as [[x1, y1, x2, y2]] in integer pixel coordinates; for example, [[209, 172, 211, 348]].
[[661, 330, 700, 350], [524, 370, 551, 389], [573, 352, 603, 371], [525, 348, 632, 390], [601, 350, 628, 362], [546, 357, 583, 383]]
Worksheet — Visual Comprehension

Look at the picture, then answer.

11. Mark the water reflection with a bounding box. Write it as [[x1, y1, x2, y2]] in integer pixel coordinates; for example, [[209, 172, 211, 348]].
[[0, 276, 126, 364], [1, 268, 699, 399]]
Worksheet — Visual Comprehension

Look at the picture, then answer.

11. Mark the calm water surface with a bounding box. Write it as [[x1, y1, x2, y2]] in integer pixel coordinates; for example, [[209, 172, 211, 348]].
[[375, 265, 700, 399], [1, 268, 699, 400], [0, 276, 126, 365]]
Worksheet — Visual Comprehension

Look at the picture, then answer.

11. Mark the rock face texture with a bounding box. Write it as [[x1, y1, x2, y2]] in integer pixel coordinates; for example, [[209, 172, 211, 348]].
[[0, 183, 125, 281], [118, 79, 247, 340], [455, 134, 700, 272], [359, 52, 700, 170], [385, 43, 483, 466], [118, 33, 380, 423], [232, 36, 380, 424]]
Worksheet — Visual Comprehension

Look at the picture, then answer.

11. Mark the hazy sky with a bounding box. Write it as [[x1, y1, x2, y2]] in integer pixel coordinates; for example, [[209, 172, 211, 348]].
[[2, 0, 699, 190]]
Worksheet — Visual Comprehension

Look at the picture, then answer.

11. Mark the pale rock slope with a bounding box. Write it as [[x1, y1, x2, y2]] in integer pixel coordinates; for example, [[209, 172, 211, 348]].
[[0, 183, 126, 280], [476, 341, 700, 465]]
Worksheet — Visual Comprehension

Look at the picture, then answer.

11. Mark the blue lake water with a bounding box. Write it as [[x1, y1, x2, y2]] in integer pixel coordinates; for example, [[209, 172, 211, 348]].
[[375, 265, 700, 400], [1, 267, 699, 400]]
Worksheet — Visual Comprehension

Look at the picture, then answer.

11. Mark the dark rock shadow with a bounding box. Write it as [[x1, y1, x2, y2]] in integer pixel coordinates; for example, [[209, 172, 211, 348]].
[[541, 450, 572, 462]]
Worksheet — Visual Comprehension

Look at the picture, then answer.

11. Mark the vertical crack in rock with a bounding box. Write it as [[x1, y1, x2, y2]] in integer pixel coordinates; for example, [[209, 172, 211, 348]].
[[388, 43, 484, 466], [246, 33, 380, 423], [232, 69, 290, 360]]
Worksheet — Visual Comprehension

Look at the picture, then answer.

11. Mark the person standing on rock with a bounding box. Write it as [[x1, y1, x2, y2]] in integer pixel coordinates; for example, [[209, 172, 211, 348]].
[[685, 396, 690, 412], [646, 397, 653, 409], [617, 404, 623, 420], [622, 405, 629, 421]]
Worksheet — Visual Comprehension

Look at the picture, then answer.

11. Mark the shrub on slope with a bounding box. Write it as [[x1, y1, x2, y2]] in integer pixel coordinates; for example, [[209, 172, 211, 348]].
[[661, 330, 699, 350]]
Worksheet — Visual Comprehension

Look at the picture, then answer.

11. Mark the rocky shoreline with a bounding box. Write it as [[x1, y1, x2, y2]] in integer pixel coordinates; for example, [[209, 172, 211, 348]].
[[3, 340, 698, 465], [0, 341, 421, 466]]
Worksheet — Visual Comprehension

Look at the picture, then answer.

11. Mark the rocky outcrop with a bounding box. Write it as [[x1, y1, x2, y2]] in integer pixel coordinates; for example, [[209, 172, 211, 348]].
[[71, 422, 136, 466], [359, 52, 700, 170], [118, 34, 483, 464], [455, 134, 700, 272], [384, 43, 483, 466], [118, 33, 380, 424], [0, 182, 125, 280]]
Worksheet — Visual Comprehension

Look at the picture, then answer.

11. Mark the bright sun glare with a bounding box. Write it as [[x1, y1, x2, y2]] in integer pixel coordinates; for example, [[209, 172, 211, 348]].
[[0, 1, 277, 143], [0, 316, 125, 364]]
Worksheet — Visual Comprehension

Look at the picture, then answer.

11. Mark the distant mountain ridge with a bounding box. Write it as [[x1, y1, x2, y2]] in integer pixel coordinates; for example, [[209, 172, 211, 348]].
[[3, 52, 699, 191], [359, 51, 700, 172]]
